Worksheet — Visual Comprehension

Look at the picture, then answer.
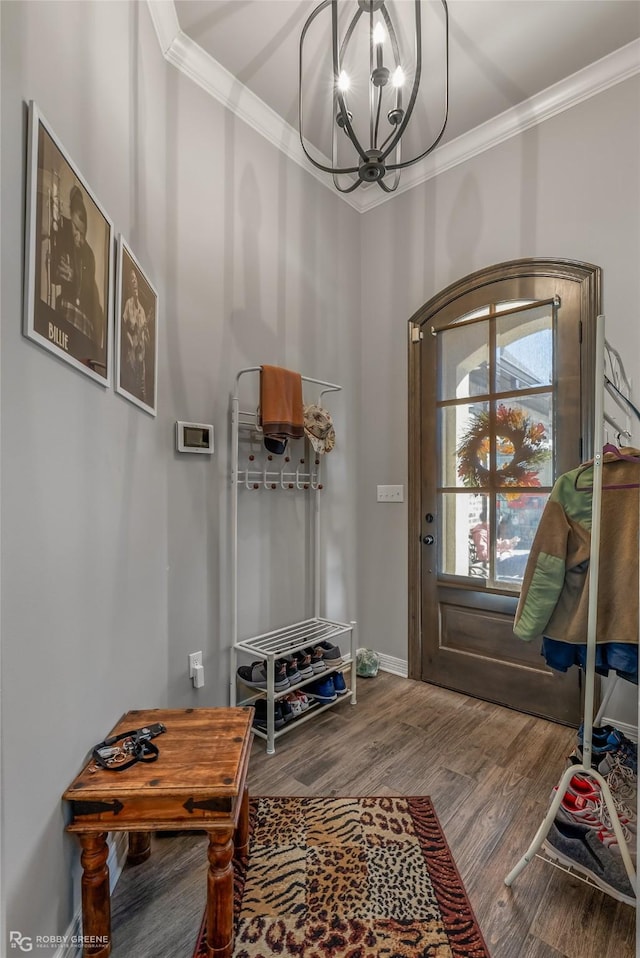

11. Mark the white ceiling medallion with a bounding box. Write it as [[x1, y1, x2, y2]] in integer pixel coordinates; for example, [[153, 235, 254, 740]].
[[147, 2, 640, 215]]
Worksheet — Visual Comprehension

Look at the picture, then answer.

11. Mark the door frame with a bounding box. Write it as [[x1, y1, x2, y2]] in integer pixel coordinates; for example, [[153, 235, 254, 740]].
[[407, 258, 601, 681]]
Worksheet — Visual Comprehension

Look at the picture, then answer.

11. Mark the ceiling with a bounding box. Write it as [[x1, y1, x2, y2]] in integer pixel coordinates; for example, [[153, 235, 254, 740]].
[[159, 1, 640, 208]]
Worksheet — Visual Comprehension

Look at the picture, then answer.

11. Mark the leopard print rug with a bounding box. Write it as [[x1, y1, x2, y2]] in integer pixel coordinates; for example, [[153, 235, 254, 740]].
[[193, 796, 489, 958]]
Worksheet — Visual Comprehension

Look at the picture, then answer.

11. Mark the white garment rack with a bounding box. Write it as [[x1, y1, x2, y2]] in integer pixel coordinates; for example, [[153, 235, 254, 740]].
[[504, 314, 638, 900], [229, 367, 357, 754]]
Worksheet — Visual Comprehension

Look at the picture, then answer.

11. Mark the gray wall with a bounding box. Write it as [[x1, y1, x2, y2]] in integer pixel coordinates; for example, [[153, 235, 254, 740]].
[[358, 76, 640, 717], [0, 1, 360, 949], [1, 0, 639, 950]]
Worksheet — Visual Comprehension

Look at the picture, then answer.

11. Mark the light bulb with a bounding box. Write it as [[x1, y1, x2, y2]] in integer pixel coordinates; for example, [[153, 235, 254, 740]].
[[392, 65, 405, 88], [373, 22, 386, 45], [337, 70, 350, 92]]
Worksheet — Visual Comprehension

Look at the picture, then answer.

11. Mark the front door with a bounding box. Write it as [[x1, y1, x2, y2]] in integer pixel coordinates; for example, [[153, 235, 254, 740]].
[[408, 260, 600, 724]]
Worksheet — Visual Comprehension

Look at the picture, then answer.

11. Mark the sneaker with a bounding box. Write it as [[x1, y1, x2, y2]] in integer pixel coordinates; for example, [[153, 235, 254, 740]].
[[237, 660, 289, 692], [575, 727, 638, 774], [317, 640, 343, 665], [306, 677, 337, 703], [563, 775, 636, 833], [291, 650, 314, 679], [605, 757, 638, 806], [237, 661, 268, 689], [554, 789, 636, 850], [569, 746, 639, 782], [283, 693, 303, 719], [252, 699, 285, 731], [305, 647, 326, 673], [291, 690, 311, 711], [577, 724, 637, 754], [332, 671, 348, 695], [279, 657, 302, 686], [280, 697, 295, 723], [543, 815, 635, 906]]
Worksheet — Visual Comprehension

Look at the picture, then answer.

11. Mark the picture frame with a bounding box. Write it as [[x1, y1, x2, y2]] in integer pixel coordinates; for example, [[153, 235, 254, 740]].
[[23, 101, 114, 385], [115, 236, 158, 417]]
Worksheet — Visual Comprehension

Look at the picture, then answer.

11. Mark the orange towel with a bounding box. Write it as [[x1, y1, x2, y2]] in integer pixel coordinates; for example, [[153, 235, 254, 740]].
[[260, 365, 304, 439]]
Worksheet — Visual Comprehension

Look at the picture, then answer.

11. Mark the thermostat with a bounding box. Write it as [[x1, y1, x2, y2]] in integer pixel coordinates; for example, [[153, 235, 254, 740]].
[[176, 421, 214, 454]]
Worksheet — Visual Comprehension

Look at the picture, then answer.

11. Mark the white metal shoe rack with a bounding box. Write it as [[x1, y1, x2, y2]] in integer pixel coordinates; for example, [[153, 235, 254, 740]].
[[229, 367, 357, 754], [505, 315, 638, 904]]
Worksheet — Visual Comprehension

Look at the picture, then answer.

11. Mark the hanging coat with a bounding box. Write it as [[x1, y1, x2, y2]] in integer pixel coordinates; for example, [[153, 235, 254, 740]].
[[513, 450, 640, 646]]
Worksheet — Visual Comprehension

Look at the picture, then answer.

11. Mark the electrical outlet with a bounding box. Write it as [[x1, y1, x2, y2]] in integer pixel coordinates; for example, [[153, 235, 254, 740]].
[[188, 651, 203, 676], [377, 484, 404, 502]]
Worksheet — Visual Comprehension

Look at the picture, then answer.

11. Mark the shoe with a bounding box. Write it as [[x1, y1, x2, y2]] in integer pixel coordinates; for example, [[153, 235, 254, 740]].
[[577, 724, 637, 755], [279, 656, 302, 686], [280, 697, 295, 723], [563, 775, 636, 833], [291, 650, 314, 679], [306, 677, 337, 702], [569, 746, 639, 785], [575, 727, 638, 774], [252, 700, 285, 732], [305, 647, 326, 673], [237, 660, 289, 692], [554, 789, 636, 851], [543, 815, 635, 906], [317, 640, 343, 665], [332, 671, 348, 695], [605, 756, 638, 806], [290, 690, 311, 711], [282, 693, 303, 719], [237, 661, 268, 689]]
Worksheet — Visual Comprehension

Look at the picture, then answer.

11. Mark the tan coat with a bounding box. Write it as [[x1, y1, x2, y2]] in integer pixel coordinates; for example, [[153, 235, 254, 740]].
[[514, 452, 640, 645]]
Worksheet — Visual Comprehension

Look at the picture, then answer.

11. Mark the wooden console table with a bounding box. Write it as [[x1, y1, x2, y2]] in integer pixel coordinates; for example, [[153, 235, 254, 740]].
[[62, 707, 254, 958]]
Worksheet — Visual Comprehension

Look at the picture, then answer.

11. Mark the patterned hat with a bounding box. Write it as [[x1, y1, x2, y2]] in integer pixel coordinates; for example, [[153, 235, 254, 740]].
[[303, 404, 335, 454]]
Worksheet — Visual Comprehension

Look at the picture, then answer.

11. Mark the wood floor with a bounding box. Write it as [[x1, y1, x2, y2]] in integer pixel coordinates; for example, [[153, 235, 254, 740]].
[[109, 672, 636, 958]]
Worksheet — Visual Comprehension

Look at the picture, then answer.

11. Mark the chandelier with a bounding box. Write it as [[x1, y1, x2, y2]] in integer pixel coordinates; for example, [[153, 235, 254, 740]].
[[299, 0, 449, 193]]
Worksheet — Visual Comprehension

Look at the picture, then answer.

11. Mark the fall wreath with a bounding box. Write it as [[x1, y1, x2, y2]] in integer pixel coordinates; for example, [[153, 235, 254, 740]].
[[457, 404, 550, 488]]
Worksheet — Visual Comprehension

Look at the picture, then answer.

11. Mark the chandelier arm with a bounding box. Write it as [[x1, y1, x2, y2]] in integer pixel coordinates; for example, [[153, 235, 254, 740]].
[[299, 0, 361, 176], [384, 97, 448, 170], [379, 0, 448, 165], [378, 125, 398, 153], [385, 0, 449, 171], [378, 0, 424, 162], [333, 0, 370, 165], [380, 4, 401, 63], [377, 175, 399, 193], [332, 173, 363, 193], [373, 86, 383, 149]]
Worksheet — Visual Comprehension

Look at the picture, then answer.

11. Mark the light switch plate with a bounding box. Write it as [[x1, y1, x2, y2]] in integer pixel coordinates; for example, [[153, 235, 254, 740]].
[[377, 484, 404, 502]]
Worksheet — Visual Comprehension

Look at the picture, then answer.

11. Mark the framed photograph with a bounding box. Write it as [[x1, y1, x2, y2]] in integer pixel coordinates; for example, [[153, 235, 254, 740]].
[[23, 101, 113, 385], [115, 236, 158, 416]]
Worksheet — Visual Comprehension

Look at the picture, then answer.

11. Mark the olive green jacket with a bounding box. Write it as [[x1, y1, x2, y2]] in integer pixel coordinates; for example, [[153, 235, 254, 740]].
[[513, 451, 640, 645]]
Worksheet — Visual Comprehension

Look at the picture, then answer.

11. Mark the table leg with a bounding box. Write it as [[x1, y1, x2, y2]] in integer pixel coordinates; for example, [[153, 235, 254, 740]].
[[127, 831, 151, 865], [234, 787, 250, 860], [78, 832, 111, 958], [205, 828, 234, 958]]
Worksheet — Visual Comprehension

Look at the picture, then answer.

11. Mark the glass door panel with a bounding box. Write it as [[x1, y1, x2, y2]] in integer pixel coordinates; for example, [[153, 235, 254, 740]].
[[496, 304, 553, 389], [439, 320, 490, 400], [437, 300, 556, 594]]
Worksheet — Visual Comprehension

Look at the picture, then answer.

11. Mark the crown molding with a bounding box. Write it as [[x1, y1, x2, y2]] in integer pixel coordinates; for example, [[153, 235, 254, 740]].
[[146, 0, 362, 211], [147, 2, 640, 215]]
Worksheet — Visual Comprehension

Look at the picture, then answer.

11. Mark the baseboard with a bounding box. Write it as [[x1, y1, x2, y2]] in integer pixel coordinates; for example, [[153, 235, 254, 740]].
[[54, 833, 129, 958], [377, 653, 408, 679], [601, 718, 638, 743]]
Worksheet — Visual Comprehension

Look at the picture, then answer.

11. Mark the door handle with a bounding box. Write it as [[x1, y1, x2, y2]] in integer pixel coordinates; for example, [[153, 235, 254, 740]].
[[422, 535, 435, 545]]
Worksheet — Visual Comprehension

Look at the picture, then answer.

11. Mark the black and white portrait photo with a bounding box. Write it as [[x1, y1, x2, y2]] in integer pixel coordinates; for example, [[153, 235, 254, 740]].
[[24, 101, 113, 384], [115, 238, 158, 416]]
